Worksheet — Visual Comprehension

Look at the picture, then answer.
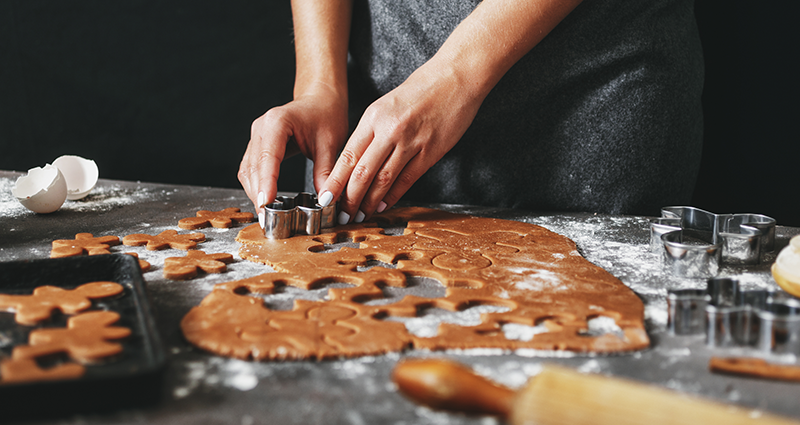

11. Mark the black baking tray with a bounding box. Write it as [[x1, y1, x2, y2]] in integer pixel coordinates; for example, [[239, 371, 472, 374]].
[[0, 254, 166, 420]]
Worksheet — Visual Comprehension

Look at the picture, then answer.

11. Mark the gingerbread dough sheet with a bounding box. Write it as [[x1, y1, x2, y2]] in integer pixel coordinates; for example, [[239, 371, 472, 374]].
[[181, 207, 649, 360]]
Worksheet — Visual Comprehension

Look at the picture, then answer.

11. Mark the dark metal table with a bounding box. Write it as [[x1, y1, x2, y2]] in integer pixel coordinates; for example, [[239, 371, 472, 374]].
[[2, 170, 799, 424]]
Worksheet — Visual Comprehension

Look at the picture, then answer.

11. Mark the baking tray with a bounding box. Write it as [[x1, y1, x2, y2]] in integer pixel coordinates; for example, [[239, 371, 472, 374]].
[[0, 254, 166, 419]]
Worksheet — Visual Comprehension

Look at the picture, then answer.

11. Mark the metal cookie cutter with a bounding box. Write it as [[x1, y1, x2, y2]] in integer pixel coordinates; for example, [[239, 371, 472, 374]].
[[262, 192, 336, 239], [668, 278, 800, 355], [651, 206, 776, 278]]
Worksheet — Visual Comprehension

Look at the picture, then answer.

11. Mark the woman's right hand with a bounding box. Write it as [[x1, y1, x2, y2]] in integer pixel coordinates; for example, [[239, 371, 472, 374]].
[[237, 82, 349, 225]]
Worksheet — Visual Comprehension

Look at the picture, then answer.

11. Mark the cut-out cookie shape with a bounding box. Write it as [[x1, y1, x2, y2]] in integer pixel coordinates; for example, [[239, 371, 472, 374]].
[[181, 207, 649, 360], [0, 281, 124, 326], [0, 358, 85, 384], [123, 229, 205, 250], [49, 233, 151, 271], [51, 233, 120, 258], [178, 207, 255, 230], [163, 250, 234, 280], [12, 311, 131, 363]]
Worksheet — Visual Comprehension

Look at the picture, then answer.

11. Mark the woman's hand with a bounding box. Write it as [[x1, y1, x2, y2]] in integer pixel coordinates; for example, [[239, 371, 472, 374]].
[[317, 0, 583, 224], [318, 60, 482, 224], [238, 83, 348, 225]]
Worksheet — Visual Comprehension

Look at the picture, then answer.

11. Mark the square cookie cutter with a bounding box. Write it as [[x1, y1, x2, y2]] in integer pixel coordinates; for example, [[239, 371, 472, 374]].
[[667, 277, 800, 355], [262, 192, 337, 239], [650, 206, 776, 278]]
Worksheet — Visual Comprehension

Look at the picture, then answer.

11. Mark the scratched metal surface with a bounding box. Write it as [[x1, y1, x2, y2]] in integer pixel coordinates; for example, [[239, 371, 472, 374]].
[[2, 170, 800, 424]]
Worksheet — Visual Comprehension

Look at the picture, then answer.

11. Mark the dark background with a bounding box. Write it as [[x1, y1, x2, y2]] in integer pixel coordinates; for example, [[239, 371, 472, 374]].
[[1, 1, 797, 225]]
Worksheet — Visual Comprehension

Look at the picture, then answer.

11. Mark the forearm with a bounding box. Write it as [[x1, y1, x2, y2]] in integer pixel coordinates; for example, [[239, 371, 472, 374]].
[[425, 0, 583, 103], [291, 0, 352, 99]]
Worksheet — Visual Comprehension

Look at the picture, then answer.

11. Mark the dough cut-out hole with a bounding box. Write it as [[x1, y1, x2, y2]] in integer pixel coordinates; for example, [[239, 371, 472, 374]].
[[383, 304, 510, 338], [357, 259, 397, 272], [253, 282, 357, 311], [363, 276, 447, 306], [32, 351, 74, 369], [318, 238, 361, 253], [376, 221, 407, 236], [579, 315, 624, 338]]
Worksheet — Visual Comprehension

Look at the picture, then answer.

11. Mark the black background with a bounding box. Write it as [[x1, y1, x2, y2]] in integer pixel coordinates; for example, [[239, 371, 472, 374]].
[[1, 1, 797, 225]]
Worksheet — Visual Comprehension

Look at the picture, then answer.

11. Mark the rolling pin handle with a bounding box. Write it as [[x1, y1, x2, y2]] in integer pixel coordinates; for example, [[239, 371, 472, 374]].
[[392, 358, 515, 418]]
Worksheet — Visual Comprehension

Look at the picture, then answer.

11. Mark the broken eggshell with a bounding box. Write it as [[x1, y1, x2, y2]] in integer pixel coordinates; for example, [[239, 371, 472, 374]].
[[53, 155, 99, 200], [12, 163, 68, 213]]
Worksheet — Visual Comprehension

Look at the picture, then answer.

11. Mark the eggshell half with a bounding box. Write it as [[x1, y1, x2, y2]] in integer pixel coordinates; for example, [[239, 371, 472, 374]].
[[12, 163, 68, 213], [53, 155, 99, 200]]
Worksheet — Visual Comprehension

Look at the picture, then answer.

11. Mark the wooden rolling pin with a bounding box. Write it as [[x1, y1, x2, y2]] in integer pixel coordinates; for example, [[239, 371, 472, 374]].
[[392, 359, 799, 425]]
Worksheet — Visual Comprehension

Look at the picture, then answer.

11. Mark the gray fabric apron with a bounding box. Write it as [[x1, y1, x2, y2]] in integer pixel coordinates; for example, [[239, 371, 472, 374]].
[[310, 0, 704, 216]]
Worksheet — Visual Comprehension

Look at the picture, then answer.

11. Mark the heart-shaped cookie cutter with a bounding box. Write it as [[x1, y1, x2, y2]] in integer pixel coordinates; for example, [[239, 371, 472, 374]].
[[650, 206, 776, 278], [262, 193, 336, 239], [668, 278, 800, 355]]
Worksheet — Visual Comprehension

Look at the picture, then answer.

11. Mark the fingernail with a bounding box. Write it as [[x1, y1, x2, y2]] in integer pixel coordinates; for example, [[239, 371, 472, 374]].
[[257, 191, 266, 208], [258, 210, 265, 230], [354, 210, 365, 223], [318, 191, 333, 207], [377, 201, 387, 213], [338, 211, 350, 225]]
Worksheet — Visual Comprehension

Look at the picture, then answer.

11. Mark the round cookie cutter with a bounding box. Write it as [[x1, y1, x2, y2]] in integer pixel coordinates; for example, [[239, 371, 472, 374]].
[[262, 192, 337, 239]]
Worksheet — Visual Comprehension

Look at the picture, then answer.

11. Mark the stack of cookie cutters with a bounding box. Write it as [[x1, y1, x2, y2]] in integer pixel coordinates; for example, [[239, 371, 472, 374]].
[[262, 192, 336, 239], [668, 277, 800, 355], [650, 206, 776, 278]]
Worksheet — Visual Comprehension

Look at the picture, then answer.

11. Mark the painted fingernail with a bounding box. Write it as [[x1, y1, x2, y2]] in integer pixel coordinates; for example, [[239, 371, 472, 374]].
[[377, 201, 387, 213], [354, 210, 365, 223], [257, 191, 266, 208], [318, 191, 333, 207], [338, 211, 350, 225], [258, 210, 265, 230]]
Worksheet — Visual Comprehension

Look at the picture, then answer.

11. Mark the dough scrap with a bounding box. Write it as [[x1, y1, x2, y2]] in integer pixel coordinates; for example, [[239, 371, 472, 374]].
[[709, 357, 800, 382], [124, 251, 152, 272], [0, 358, 85, 385], [123, 229, 205, 251], [12, 311, 131, 363], [51, 233, 120, 258], [0, 281, 124, 325], [179, 207, 255, 230], [163, 250, 234, 280], [181, 207, 649, 360]]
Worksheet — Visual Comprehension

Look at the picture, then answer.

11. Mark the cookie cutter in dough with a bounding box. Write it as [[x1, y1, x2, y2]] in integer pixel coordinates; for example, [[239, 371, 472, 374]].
[[668, 277, 800, 355], [650, 206, 776, 278], [262, 192, 336, 239]]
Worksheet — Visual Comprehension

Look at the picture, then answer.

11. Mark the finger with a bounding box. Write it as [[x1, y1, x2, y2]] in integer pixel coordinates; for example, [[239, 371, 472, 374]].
[[311, 136, 340, 196], [341, 134, 402, 222], [356, 144, 417, 220], [317, 123, 376, 217], [239, 111, 293, 215], [377, 153, 430, 213], [254, 126, 290, 207]]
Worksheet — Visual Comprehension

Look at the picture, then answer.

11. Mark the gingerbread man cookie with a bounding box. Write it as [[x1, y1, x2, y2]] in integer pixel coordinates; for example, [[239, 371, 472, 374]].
[[123, 229, 205, 250], [12, 311, 131, 363], [51, 233, 120, 258], [163, 250, 234, 280], [178, 208, 255, 230], [0, 281, 124, 326]]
